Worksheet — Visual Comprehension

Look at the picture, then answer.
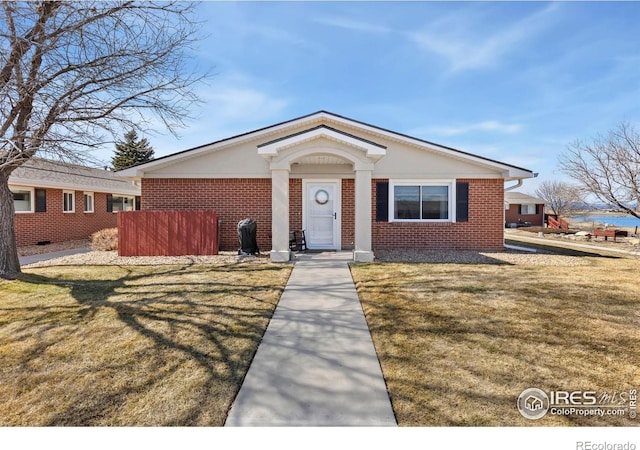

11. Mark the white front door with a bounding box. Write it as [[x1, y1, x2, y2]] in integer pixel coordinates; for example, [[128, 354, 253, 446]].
[[304, 181, 341, 250]]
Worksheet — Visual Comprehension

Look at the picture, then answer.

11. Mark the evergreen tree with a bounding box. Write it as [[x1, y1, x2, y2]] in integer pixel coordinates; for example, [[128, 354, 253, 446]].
[[111, 130, 155, 170]]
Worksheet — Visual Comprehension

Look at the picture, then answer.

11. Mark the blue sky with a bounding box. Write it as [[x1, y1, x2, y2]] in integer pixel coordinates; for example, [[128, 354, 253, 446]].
[[110, 1, 640, 194]]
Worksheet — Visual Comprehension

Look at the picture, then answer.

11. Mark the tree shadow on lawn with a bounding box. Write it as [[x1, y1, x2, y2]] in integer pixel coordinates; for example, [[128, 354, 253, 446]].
[[503, 239, 625, 258], [5, 264, 289, 426], [357, 278, 638, 426], [374, 247, 623, 265]]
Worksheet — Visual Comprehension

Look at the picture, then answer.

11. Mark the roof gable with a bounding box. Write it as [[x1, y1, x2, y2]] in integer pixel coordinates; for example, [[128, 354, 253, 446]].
[[118, 111, 534, 180]]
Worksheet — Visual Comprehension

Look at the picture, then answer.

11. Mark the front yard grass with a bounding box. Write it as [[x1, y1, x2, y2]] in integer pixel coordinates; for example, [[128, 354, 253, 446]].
[[0, 263, 291, 426], [351, 255, 640, 426]]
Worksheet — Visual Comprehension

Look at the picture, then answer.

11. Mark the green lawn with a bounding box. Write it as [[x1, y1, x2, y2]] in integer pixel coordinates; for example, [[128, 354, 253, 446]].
[[351, 255, 640, 426], [0, 264, 291, 426]]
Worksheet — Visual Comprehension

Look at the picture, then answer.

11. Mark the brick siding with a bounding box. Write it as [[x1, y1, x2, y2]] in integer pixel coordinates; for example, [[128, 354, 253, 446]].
[[289, 179, 302, 234], [14, 189, 117, 246], [372, 178, 505, 251], [142, 178, 274, 251], [141, 177, 505, 253], [341, 179, 355, 250]]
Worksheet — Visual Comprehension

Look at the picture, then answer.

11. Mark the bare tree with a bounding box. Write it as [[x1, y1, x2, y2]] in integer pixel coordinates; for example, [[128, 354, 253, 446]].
[[534, 180, 581, 218], [0, 1, 206, 277], [560, 122, 640, 220]]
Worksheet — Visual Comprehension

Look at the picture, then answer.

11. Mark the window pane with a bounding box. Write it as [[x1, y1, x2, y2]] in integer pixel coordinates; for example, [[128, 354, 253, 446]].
[[64, 192, 74, 212], [422, 186, 449, 220], [111, 196, 134, 212], [112, 196, 123, 212], [84, 194, 94, 212], [394, 186, 420, 219], [13, 190, 32, 212], [522, 204, 535, 215]]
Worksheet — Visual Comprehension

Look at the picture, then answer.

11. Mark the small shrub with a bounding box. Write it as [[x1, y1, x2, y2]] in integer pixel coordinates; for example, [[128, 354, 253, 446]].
[[91, 228, 118, 251]]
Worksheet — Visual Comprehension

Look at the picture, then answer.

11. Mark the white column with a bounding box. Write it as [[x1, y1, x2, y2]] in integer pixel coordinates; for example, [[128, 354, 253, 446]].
[[353, 168, 374, 262], [270, 168, 291, 262]]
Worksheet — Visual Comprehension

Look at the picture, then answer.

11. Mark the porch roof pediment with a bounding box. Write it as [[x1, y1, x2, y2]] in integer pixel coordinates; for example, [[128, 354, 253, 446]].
[[257, 125, 387, 162]]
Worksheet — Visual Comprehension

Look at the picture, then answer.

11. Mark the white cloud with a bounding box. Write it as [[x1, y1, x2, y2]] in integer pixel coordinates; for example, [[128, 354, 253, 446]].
[[143, 74, 290, 157], [409, 3, 561, 73], [314, 16, 390, 34], [199, 86, 288, 124], [415, 120, 523, 137]]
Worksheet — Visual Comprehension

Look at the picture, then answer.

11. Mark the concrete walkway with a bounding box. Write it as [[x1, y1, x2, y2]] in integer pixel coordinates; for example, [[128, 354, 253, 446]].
[[225, 252, 397, 427], [19, 247, 91, 266], [505, 232, 640, 257]]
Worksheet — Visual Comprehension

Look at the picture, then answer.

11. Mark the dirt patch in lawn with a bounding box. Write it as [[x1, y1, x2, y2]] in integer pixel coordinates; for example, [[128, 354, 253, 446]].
[[0, 263, 291, 426], [351, 256, 640, 426]]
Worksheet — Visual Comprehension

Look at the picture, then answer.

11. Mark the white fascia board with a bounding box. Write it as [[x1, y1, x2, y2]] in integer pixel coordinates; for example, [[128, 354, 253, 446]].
[[258, 126, 387, 160], [8, 178, 140, 196], [118, 110, 533, 180], [502, 167, 536, 180], [118, 113, 332, 178], [322, 113, 534, 179]]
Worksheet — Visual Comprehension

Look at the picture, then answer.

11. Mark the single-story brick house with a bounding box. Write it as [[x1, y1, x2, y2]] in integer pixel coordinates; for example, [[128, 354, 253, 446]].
[[10, 158, 141, 246], [504, 192, 545, 227], [119, 111, 535, 262]]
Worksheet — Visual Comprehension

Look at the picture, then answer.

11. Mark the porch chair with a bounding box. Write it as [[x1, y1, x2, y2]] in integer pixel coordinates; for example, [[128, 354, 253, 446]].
[[289, 229, 307, 252]]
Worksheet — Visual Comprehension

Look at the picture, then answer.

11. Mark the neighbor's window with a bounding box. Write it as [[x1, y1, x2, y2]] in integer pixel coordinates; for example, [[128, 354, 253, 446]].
[[63, 191, 75, 213], [521, 204, 536, 215], [11, 187, 34, 213], [84, 192, 94, 213], [390, 181, 453, 222], [111, 195, 135, 212]]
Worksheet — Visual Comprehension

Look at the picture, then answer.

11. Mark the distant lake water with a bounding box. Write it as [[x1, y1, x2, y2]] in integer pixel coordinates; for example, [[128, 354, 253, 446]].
[[572, 214, 640, 228]]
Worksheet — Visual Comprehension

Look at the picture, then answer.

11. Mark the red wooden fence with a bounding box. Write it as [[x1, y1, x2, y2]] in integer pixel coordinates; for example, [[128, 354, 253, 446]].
[[118, 210, 218, 256]]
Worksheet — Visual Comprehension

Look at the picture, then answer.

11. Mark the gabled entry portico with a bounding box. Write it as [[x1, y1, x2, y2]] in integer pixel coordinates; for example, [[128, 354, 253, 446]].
[[258, 125, 386, 262]]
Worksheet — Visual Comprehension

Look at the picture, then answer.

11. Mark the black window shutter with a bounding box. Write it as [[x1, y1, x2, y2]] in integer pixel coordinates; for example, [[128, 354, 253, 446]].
[[456, 182, 469, 222], [106, 194, 113, 212], [35, 189, 46, 212], [536, 204, 542, 214], [135, 196, 141, 211], [518, 204, 523, 214], [376, 181, 389, 222]]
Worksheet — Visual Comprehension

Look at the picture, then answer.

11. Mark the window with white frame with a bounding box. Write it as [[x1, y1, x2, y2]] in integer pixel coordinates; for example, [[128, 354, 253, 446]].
[[111, 195, 135, 212], [11, 187, 34, 213], [84, 192, 94, 213], [390, 181, 454, 222], [521, 204, 536, 215], [63, 191, 75, 213]]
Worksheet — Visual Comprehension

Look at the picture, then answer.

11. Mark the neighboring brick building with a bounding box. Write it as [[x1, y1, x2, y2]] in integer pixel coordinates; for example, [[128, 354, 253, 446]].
[[504, 192, 545, 227], [9, 158, 141, 246], [120, 111, 535, 261]]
